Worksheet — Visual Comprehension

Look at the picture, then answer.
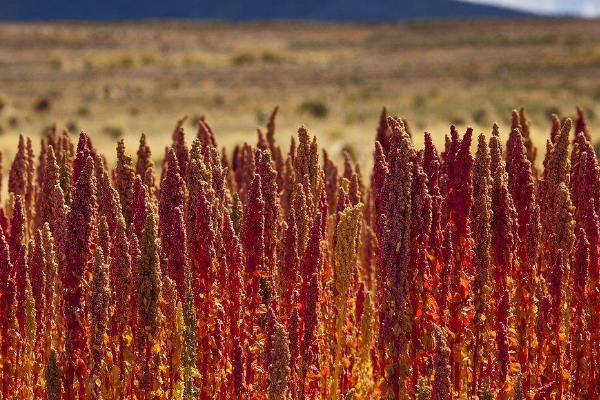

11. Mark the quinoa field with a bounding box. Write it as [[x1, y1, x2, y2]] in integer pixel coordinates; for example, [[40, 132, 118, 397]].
[[1, 15, 600, 400], [0, 104, 597, 399]]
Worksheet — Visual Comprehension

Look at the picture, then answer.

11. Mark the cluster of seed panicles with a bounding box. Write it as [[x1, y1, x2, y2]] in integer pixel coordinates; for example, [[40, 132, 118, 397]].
[[0, 106, 598, 400]]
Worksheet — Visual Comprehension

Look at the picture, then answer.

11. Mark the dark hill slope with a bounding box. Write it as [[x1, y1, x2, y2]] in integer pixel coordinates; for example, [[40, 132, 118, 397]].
[[0, 0, 534, 21]]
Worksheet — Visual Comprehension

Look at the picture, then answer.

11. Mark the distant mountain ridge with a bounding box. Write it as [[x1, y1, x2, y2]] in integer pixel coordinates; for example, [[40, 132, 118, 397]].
[[0, 0, 534, 21]]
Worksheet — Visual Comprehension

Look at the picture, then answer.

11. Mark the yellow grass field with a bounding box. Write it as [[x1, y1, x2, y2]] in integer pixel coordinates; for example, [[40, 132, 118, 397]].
[[1, 18, 599, 168]]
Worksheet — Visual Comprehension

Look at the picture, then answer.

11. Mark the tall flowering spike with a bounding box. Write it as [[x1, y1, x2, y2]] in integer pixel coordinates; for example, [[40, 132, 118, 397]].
[[289, 135, 296, 162], [72, 132, 91, 185], [234, 143, 255, 203], [342, 151, 354, 183], [371, 141, 389, 233], [160, 275, 179, 396], [281, 209, 300, 310], [222, 145, 237, 189], [301, 212, 323, 307], [423, 132, 441, 196], [541, 119, 575, 268], [332, 203, 363, 397], [182, 268, 199, 398], [265, 307, 277, 373], [127, 228, 141, 333], [25, 137, 35, 215], [544, 118, 571, 187], [46, 348, 62, 400], [95, 156, 121, 231], [59, 151, 73, 206], [576, 105, 592, 141], [0, 227, 17, 399], [376, 107, 391, 156], [496, 289, 510, 391], [510, 109, 522, 133], [23, 289, 37, 368], [491, 163, 518, 272], [281, 156, 296, 218], [585, 199, 600, 284], [287, 303, 300, 380], [471, 134, 492, 393], [137, 208, 162, 351], [114, 139, 136, 225], [301, 272, 321, 397], [37, 134, 48, 188], [570, 227, 589, 396], [548, 250, 566, 397], [294, 126, 312, 189], [197, 118, 217, 148], [348, 172, 362, 206], [491, 163, 517, 392], [268, 320, 291, 400], [185, 154, 206, 250], [518, 107, 537, 166], [170, 207, 188, 302], [505, 128, 540, 392], [232, 341, 245, 396], [256, 149, 280, 272], [29, 233, 46, 342], [380, 117, 415, 398], [489, 126, 502, 175], [9, 134, 29, 196], [192, 180, 216, 291], [231, 192, 243, 236], [143, 164, 157, 198], [0, 208, 7, 238], [222, 207, 244, 337], [506, 129, 536, 225], [571, 133, 600, 225], [173, 122, 190, 179], [573, 225, 590, 298], [204, 143, 229, 204], [42, 224, 59, 343], [11, 195, 28, 333], [308, 136, 322, 202], [266, 106, 279, 152], [62, 156, 97, 398], [445, 126, 474, 244], [257, 128, 269, 151], [97, 215, 110, 257], [293, 181, 310, 253], [356, 288, 376, 398], [432, 326, 451, 400], [506, 115, 523, 174], [411, 162, 432, 246], [242, 174, 265, 301], [319, 171, 329, 239], [136, 133, 154, 178], [299, 215, 323, 397], [321, 149, 338, 212], [159, 148, 186, 271], [549, 114, 561, 144], [109, 205, 132, 338], [38, 146, 65, 234], [132, 176, 149, 241], [89, 248, 110, 394]]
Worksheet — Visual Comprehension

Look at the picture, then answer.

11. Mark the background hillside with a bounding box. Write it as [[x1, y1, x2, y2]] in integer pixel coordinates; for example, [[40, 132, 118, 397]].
[[0, 0, 532, 21]]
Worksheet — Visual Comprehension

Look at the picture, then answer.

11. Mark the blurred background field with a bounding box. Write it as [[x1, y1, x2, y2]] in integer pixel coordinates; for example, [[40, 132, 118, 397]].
[[1, 18, 599, 169]]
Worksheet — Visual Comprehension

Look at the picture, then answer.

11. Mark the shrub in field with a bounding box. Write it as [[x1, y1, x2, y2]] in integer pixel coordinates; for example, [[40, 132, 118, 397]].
[[0, 106, 598, 399]]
